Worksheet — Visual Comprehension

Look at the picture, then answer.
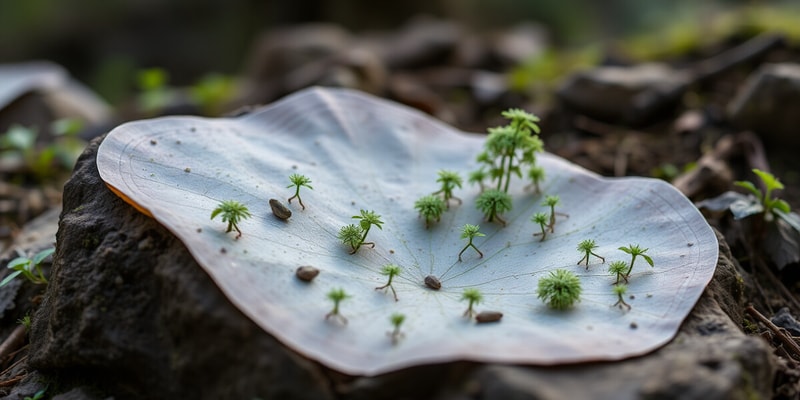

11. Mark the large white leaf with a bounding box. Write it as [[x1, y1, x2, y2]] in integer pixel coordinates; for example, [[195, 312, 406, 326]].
[[97, 87, 718, 376]]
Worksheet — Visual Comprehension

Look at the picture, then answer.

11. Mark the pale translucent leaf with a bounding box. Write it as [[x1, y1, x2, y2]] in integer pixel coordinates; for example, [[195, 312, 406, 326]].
[[97, 87, 718, 375]]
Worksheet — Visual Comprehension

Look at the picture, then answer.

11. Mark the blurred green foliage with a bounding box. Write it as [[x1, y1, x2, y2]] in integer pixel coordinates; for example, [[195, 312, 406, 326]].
[[0, 119, 85, 182]]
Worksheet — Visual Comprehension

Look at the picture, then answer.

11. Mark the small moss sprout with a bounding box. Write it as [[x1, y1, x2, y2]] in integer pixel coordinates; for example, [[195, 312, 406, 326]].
[[433, 170, 463, 208], [388, 312, 406, 344], [414, 195, 446, 228], [375, 264, 401, 301], [608, 260, 629, 284], [287, 173, 313, 210], [613, 284, 631, 310], [576, 239, 605, 269], [461, 288, 483, 318], [537, 269, 582, 310], [458, 224, 485, 261], [476, 189, 513, 226], [210, 200, 251, 239], [326, 288, 350, 324], [531, 212, 548, 241], [619, 244, 654, 278], [339, 210, 384, 254]]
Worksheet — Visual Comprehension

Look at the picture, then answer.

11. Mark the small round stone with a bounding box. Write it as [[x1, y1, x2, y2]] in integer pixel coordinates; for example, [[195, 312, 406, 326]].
[[296, 266, 320, 282], [475, 311, 503, 323], [269, 198, 292, 220], [424, 275, 441, 290]]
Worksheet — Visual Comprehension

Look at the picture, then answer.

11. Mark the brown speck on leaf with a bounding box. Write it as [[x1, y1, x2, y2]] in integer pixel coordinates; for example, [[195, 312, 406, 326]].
[[184, 167, 191, 173], [630, 322, 638, 329], [220, 248, 227, 254], [196, 228, 202, 233], [389, 249, 395, 254], [296, 266, 320, 282], [424, 275, 441, 290], [629, 295, 635, 300], [150, 140, 157, 145]]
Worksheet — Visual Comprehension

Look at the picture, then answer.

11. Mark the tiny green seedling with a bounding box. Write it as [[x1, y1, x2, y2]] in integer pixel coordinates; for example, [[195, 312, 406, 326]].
[[1, 247, 54, 287], [613, 284, 631, 310], [23, 387, 47, 400], [608, 260, 629, 284], [287, 173, 313, 210], [619, 244, 654, 278], [537, 269, 582, 310], [531, 212, 548, 241], [468, 168, 488, 192], [734, 168, 791, 220], [433, 170, 463, 208], [576, 239, 605, 269], [458, 224, 485, 261], [210, 200, 252, 239], [476, 189, 513, 226], [542, 195, 566, 233], [527, 166, 545, 193], [414, 195, 446, 228], [388, 312, 406, 344], [17, 314, 32, 331], [325, 288, 350, 324], [339, 210, 384, 254], [461, 288, 483, 318], [375, 264, 401, 301]]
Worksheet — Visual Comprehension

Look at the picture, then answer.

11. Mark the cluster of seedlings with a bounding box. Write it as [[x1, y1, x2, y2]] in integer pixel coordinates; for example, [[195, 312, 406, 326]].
[[205, 107, 658, 345]]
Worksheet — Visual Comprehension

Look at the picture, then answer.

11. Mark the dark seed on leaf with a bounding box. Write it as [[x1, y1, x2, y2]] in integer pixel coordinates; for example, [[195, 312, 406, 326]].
[[476, 311, 503, 323], [269, 198, 292, 220], [296, 266, 320, 282], [424, 275, 441, 290]]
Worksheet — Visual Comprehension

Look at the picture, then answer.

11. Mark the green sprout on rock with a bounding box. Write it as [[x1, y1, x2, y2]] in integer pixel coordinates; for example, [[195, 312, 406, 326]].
[[608, 260, 629, 284], [537, 269, 582, 310], [414, 195, 446, 228], [388, 312, 406, 344], [531, 212, 548, 241], [287, 173, 313, 210], [1, 247, 54, 287], [458, 224, 485, 261], [210, 200, 252, 239], [527, 166, 545, 193], [325, 288, 350, 324], [339, 210, 384, 254], [542, 195, 565, 233], [576, 239, 605, 269], [612, 284, 631, 310], [461, 288, 483, 318], [619, 244, 654, 278], [433, 170, 463, 208], [734, 168, 791, 220], [375, 264, 401, 301], [476, 189, 513, 226]]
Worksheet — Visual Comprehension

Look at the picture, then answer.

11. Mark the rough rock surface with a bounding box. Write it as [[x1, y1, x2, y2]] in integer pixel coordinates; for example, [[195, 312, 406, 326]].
[[29, 136, 776, 399], [557, 63, 689, 126], [728, 62, 800, 147]]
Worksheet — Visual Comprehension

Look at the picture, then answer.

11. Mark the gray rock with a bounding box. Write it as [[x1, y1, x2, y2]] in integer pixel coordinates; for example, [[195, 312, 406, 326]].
[[557, 63, 690, 125], [29, 137, 333, 400], [727, 63, 800, 146], [30, 137, 775, 400]]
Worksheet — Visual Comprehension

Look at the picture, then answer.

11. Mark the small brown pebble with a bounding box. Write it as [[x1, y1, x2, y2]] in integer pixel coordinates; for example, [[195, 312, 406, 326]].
[[296, 266, 320, 282], [220, 248, 227, 254], [475, 311, 503, 323], [150, 140, 157, 145], [269, 198, 292, 220], [630, 322, 638, 329], [424, 275, 441, 290], [184, 167, 191, 173]]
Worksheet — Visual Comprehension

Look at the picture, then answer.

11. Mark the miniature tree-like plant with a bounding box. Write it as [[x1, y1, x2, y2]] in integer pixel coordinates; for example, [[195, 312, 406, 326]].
[[608, 260, 629, 284], [476, 189, 513, 226], [612, 284, 631, 310], [531, 212, 548, 241], [542, 195, 564, 233], [210, 199, 252, 239], [619, 244, 654, 278], [576, 239, 605, 269], [468, 168, 488, 192], [433, 170, 463, 208], [461, 288, 483, 318], [458, 224, 485, 261], [375, 264, 402, 301], [287, 173, 313, 210], [537, 269, 582, 310], [339, 210, 384, 254], [388, 312, 406, 344], [414, 195, 446, 228], [527, 165, 545, 193], [325, 288, 350, 324]]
